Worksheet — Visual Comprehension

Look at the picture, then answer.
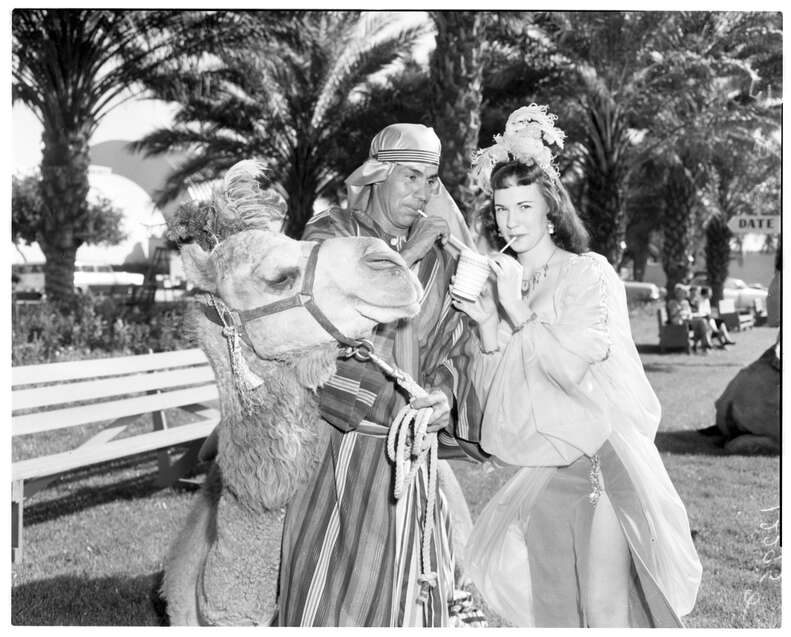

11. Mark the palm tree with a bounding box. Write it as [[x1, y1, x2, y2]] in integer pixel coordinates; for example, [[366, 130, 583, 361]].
[[428, 11, 486, 218], [543, 11, 668, 266], [11, 9, 225, 303], [627, 11, 782, 296], [134, 11, 429, 238], [705, 130, 781, 303]]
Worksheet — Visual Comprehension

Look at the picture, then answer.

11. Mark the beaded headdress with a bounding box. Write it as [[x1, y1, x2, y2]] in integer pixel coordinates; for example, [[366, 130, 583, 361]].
[[470, 104, 566, 194]]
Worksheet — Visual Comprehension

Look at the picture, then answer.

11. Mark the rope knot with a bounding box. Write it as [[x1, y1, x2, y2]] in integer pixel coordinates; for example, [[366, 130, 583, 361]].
[[417, 572, 439, 603]]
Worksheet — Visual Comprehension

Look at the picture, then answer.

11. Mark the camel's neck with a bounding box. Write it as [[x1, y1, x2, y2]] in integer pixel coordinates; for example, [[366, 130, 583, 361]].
[[191, 307, 336, 514]]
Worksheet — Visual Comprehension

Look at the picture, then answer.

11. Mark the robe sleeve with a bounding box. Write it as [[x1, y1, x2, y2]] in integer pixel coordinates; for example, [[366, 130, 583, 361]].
[[476, 254, 614, 467], [419, 250, 489, 462]]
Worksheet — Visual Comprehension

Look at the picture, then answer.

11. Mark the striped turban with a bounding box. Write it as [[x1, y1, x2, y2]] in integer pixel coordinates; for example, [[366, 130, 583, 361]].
[[345, 123, 474, 249]]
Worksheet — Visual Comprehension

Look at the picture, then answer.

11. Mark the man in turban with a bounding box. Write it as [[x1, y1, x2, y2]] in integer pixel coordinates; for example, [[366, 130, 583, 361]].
[[276, 124, 487, 627]]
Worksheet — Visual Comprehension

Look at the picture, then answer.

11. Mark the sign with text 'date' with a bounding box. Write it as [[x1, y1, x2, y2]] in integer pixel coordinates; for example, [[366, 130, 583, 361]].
[[727, 214, 781, 235]]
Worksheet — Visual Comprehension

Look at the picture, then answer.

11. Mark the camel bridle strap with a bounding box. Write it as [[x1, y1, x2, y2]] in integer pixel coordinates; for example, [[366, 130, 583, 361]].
[[196, 243, 364, 351], [339, 340, 440, 604]]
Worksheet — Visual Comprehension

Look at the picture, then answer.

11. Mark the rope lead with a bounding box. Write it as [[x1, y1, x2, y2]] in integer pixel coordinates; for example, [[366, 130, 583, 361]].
[[340, 341, 440, 605]]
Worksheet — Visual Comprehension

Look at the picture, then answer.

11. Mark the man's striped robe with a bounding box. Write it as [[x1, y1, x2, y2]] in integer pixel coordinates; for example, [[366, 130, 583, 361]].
[[276, 207, 487, 626]]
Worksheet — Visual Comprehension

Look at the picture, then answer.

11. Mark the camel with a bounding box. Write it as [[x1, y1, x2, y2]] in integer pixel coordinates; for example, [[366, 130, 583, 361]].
[[710, 344, 780, 455], [160, 161, 474, 626]]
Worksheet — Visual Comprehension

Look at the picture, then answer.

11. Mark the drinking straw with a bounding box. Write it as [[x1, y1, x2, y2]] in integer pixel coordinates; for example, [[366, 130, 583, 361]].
[[416, 209, 515, 268], [499, 237, 516, 253]]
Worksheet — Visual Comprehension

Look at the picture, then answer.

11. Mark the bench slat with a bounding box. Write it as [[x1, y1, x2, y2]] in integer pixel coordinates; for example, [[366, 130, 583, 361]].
[[13, 385, 220, 436], [12, 419, 219, 482], [13, 365, 216, 412], [12, 348, 209, 387]]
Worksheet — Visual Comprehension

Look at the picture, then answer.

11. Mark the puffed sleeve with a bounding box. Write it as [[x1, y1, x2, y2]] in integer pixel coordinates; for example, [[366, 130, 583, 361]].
[[476, 254, 614, 467]]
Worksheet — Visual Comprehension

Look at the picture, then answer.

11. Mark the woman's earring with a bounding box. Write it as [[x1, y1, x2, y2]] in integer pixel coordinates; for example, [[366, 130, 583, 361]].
[[547, 220, 555, 235]]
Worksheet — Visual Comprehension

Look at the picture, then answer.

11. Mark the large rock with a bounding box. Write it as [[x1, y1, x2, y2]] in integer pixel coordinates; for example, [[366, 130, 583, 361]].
[[714, 345, 780, 454]]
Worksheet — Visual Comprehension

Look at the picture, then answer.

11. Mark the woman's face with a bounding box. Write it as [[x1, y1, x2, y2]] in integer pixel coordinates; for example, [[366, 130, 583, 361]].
[[493, 183, 550, 254]]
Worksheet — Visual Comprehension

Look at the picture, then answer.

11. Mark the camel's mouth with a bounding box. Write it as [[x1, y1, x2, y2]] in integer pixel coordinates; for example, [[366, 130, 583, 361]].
[[355, 299, 422, 325]]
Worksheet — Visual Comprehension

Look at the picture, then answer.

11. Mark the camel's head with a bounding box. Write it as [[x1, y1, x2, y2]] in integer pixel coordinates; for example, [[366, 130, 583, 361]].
[[179, 161, 423, 358]]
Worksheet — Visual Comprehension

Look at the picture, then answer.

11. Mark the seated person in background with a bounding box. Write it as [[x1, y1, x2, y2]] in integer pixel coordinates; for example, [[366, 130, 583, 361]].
[[693, 286, 735, 347], [667, 284, 713, 352]]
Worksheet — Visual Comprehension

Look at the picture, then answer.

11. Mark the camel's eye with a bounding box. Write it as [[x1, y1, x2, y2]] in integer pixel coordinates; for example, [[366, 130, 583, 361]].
[[262, 267, 299, 290]]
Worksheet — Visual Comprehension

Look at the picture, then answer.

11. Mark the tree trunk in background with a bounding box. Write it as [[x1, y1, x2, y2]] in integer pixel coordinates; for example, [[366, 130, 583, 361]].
[[705, 215, 732, 305], [580, 96, 629, 266], [429, 11, 484, 222], [39, 127, 91, 304], [285, 142, 320, 239], [661, 161, 696, 302], [623, 158, 665, 282]]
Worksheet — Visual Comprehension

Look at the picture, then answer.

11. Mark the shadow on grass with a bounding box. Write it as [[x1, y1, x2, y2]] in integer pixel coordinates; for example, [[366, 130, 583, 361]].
[[12, 571, 166, 625], [636, 343, 664, 355], [655, 429, 729, 456], [25, 464, 206, 527]]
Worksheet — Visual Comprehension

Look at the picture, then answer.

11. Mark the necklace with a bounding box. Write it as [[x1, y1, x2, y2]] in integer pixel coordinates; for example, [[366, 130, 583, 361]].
[[521, 246, 558, 295]]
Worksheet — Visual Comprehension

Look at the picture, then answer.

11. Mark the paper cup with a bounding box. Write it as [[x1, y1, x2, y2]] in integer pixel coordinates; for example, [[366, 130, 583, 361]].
[[451, 249, 490, 301]]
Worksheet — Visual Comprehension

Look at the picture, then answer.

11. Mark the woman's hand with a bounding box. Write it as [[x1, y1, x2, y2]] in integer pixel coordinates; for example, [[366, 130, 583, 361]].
[[450, 277, 497, 324], [488, 254, 523, 317]]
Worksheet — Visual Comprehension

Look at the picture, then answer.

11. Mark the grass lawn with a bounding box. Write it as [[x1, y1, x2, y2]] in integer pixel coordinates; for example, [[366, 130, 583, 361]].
[[11, 304, 781, 627]]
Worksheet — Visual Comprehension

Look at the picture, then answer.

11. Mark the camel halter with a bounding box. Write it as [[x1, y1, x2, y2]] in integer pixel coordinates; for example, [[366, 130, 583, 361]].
[[197, 242, 364, 353], [339, 340, 440, 606]]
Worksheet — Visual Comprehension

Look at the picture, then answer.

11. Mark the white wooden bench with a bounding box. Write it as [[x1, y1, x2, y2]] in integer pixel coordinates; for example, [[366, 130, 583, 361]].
[[12, 348, 219, 563], [717, 298, 754, 332]]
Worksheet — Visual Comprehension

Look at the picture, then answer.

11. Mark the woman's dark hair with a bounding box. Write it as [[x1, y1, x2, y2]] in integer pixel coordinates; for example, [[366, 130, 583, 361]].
[[481, 160, 590, 255]]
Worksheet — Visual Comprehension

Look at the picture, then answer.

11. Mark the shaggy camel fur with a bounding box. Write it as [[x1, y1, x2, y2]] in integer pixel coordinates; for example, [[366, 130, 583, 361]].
[[712, 344, 780, 455], [160, 162, 473, 625]]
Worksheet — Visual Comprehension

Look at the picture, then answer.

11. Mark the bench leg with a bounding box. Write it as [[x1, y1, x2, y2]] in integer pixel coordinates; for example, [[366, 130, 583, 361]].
[[12, 480, 23, 563], [155, 439, 204, 488]]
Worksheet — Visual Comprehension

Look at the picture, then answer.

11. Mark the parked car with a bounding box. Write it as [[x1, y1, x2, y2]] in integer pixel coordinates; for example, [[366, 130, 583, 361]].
[[689, 274, 768, 316], [11, 262, 144, 297], [12, 262, 45, 298], [622, 279, 662, 304]]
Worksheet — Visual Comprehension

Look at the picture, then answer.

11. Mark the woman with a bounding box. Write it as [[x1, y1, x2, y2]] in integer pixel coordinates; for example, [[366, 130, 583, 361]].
[[453, 105, 702, 627], [668, 284, 713, 352]]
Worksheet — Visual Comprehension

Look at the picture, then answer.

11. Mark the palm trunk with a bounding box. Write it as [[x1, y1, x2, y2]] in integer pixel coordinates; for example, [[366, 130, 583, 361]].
[[705, 215, 732, 305], [284, 145, 320, 239], [661, 162, 696, 301], [38, 126, 92, 304], [429, 11, 484, 221], [580, 97, 628, 265]]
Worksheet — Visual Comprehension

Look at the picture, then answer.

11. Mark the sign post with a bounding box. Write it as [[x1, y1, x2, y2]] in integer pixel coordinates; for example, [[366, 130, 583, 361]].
[[727, 215, 781, 235]]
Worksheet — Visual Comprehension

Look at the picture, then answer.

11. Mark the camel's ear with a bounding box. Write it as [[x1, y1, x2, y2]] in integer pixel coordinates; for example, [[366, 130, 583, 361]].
[[181, 243, 217, 292]]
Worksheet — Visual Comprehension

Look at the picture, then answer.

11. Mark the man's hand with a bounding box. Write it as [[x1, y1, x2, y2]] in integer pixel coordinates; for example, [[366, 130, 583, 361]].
[[410, 389, 451, 433], [400, 216, 450, 267]]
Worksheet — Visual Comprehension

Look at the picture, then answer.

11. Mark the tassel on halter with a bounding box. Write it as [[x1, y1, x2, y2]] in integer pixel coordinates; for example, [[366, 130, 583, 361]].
[[209, 294, 266, 413]]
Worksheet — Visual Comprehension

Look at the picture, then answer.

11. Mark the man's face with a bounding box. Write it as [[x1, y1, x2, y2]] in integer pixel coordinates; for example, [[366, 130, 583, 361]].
[[374, 162, 440, 232]]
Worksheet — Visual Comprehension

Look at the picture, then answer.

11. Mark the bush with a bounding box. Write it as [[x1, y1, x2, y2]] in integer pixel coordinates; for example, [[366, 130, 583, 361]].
[[12, 295, 191, 365]]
